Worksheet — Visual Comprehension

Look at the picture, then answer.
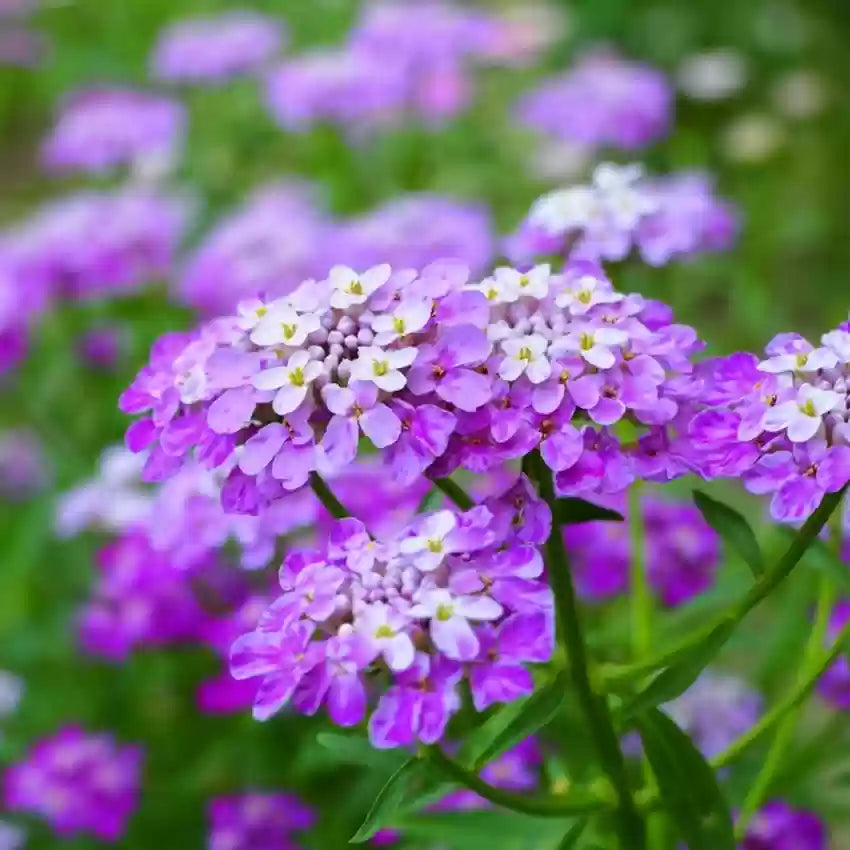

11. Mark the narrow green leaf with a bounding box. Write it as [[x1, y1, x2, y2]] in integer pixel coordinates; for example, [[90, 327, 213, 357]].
[[620, 622, 734, 719], [392, 810, 575, 849], [693, 490, 764, 577], [636, 708, 735, 850], [554, 497, 624, 525], [316, 732, 405, 769], [556, 819, 587, 849], [459, 672, 567, 769], [351, 756, 427, 843]]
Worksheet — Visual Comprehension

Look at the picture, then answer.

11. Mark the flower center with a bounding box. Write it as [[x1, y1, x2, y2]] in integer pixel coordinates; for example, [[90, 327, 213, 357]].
[[426, 538, 443, 553], [289, 367, 305, 386], [375, 624, 394, 638], [392, 317, 406, 334], [800, 399, 817, 416], [486, 286, 499, 300], [579, 332, 595, 351], [373, 359, 389, 377], [518, 346, 533, 362], [255, 306, 268, 317], [795, 353, 809, 367], [519, 275, 530, 288], [282, 322, 297, 340], [577, 289, 592, 304], [346, 279, 363, 295], [435, 603, 454, 621]]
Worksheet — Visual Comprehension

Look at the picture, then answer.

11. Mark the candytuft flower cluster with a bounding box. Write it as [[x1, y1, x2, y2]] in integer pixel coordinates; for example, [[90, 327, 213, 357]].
[[121, 258, 705, 512], [230, 490, 553, 746]]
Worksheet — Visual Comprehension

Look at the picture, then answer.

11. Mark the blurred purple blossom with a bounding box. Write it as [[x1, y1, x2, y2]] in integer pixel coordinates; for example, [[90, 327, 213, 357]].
[[151, 10, 285, 85], [207, 792, 314, 850], [4, 727, 143, 841], [0, 428, 49, 499], [41, 88, 185, 177]]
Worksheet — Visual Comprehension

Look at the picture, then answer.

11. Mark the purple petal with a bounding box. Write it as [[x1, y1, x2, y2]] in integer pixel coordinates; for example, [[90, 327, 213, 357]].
[[125, 418, 157, 453], [438, 369, 492, 412], [207, 386, 257, 434], [239, 424, 286, 476], [431, 617, 479, 661], [328, 674, 367, 727], [322, 415, 359, 469], [360, 404, 401, 449], [470, 664, 533, 711], [540, 427, 583, 472]]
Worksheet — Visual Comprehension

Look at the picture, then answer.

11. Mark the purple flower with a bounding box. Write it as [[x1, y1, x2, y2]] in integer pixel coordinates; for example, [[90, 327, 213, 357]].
[[151, 11, 285, 84], [740, 800, 827, 850], [4, 727, 142, 841], [818, 601, 850, 709], [176, 182, 333, 316], [229, 499, 553, 746], [0, 428, 49, 500], [516, 51, 672, 150], [41, 88, 185, 176], [369, 653, 463, 748], [207, 792, 314, 850]]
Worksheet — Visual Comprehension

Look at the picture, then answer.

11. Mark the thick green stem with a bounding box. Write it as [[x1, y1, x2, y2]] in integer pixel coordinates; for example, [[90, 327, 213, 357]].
[[532, 454, 645, 849], [603, 489, 846, 686], [430, 476, 475, 510], [308, 471, 352, 519], [735, 571, 837, 836], [425, 748, 610, 817]]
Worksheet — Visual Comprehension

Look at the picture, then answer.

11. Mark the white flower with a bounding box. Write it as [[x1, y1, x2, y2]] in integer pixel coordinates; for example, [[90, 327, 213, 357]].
[[469, 273, 515, 304], [328, 264, 391, 309], [528, 185, 598, 236], [236, 298, 273, 331], [822, 330, 850, 364], [552, 326, 628, 369], [398, 510, 458, 572], [555, 274, 623, 314], [593, 162, 656, 230], [349, 345, 417, 392], [371, 298, 432, 345], [758, 346, 838, 374], [175, 362, 207, 404], [498, 264, 551, 301], [499, 334, 551, 384], [252, 350, 322, 414], [249, 303, 321, 347]]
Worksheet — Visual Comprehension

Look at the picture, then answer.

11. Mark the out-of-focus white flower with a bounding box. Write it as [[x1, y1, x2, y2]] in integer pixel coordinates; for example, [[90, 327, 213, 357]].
[[677, 49, 747, 101], [0, 671, 23, 717], [531, 138, 593, 182], [771, 70, 828, 120], [721, 113, 785, 163]]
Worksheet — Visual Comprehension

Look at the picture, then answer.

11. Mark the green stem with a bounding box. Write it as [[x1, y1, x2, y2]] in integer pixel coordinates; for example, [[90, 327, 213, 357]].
[[308, 471, 352, 519], [713, 619, 850, 770], [735, 572, 838, 836], [628, 482, 652, 659], [425, 748, 610, 818], [603, 489, 846, 686], [430, 476, 475, 510], [532, 454, 645, 849]]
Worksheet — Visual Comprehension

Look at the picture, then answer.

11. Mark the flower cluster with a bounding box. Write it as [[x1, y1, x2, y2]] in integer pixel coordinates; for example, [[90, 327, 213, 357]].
[[121, 258, 704, 514], [690, 325, 850, 522], [150, 10, 285, 84], [0, 188, 187, 302], [567, 493, 720, 605], [207, 792, 314, 850], [40, 88, 185, 177], [335, 194, 494, 277], [78, 530, 213, 660], [507, 163, 738, 268], [662, 671, 760, 759], [741, 801, 827, 850], [515, 51, 672, 151], [4, 727, 142, 841], [265, 1, 546, 134], [230, 493, 554, 747], [176, 186, 495, 317]]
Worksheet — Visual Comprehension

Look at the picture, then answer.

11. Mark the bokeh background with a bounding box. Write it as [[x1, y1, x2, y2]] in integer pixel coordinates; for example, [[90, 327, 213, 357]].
[[2, 0, 850, 847]]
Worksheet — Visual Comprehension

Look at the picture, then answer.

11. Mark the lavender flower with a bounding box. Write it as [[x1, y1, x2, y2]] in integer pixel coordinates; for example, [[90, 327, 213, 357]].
[[230, 493, 553, 747], [77, 326, 124, 370], [663, 671, 760, 759], [0, 429, 49, 500], [568, 494, 720, 606], [41, 88, 185, 176], [0, 822, 24, 850], [1, 189, 187, 301], [516, 51, 672, 150], [151, 11, 285, 84], [4, 727, 142, 841], [176, 182, 332, 316], [508, 163, 738, 267], [740, 800, 827, 849], [818, 600, 850, 709], [78, 531, 211, 659], [335, 195, 494, 275], [689, 326, 850, 522], [207, 792, 314, 850], [122, 258, 704, 514]]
